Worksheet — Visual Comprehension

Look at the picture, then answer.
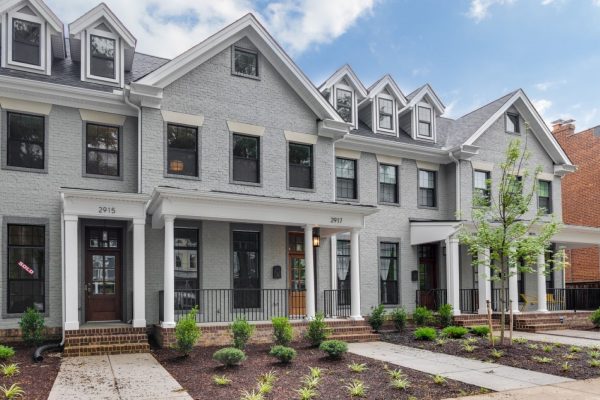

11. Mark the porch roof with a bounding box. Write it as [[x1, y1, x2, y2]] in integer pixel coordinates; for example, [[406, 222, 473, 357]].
[[552, 224, 600, 249], [148, 187, 378, 229], [409, 219, 462, 245]]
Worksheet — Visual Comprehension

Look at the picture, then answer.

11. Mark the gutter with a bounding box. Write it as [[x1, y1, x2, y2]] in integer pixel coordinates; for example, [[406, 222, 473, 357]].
[[123, 87, 143, 194], [448, 151, 461, 219], [60, 193, 66, 347]]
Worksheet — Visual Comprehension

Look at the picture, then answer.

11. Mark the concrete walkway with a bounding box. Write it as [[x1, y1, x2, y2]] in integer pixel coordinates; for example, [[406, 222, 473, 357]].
[[48, 353, 192, 400], [512, 330, 600, 348], [448, 376, 600, 399], [348, 341, 573, 392]]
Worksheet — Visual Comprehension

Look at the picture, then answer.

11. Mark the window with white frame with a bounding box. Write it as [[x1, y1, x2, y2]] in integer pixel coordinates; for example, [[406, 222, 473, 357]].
[[336, 87, 353, 123], [378, 96, 394, 131], [7, 6, 46, 70], [506, 112, 520, 133], [417, 106, 432, 138], [86, 26, 119, 83]]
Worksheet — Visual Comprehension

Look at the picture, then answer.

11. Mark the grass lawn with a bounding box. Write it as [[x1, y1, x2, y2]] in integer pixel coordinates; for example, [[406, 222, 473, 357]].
[[0, 344, 61, 400], [153, 342, 486, 399], [382, 327, 600, 380]]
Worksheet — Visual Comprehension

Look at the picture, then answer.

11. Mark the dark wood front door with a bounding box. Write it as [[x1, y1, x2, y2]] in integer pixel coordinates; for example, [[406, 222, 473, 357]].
[[418, 244, 439, 310], [85, 227, 122, 321], [288, 232, 306, 316]]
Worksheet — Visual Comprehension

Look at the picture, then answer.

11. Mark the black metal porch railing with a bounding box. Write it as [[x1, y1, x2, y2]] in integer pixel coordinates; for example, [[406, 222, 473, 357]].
[[159, 289, 306, 323], [491, 288, 509, 312], [415, 289, 447, 311], [459, 288, 479, 314], [323, 289, 351, 318], [547, 288, 600, 311]]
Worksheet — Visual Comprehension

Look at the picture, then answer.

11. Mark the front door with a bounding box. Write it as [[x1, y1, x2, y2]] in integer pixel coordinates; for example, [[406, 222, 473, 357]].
[[418, 244, 439, 310], [288, 233, 306, 316], [85, 227, 122, 321]]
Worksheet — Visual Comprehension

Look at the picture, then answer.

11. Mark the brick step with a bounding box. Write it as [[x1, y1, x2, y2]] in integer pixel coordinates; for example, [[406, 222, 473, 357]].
[[329, 333, 380, 343], [65, 333, 149, 346], [63, 342, 150, 357], [329, 326, 374, 334], [65, 327, 147, 337], [515, 324, 567, 332]]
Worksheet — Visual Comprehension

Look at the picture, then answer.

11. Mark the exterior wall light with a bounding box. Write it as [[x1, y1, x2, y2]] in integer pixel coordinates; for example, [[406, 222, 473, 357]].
[[312, 228, 321, 248]]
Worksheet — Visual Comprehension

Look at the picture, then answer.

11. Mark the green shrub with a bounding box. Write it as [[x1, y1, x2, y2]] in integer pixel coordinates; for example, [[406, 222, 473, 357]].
[[271, 317, 293, 346], [305, 312, 331, 347], [414, 327, 437, 341], [19, 307, 45, 346], [230, 318, 254, 350], [173, 306, 201, 356], [391, 307, 407, 331], [212, 347, 246, 367], [320, 340, 348, 359], [591, 308, 600, 327], [269, 345, 296, 363], [413, 307, 433, 326], [0, 346, 15, 360], [368, 304, 386, 332], [437, 304, 453, 328], [212, 375, 232, 386], [470, 325, 490, 337], [442, 326, 468, 339]]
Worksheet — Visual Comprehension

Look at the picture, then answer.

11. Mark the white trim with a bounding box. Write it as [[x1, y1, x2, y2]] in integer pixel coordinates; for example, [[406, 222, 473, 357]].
[[415, 102, 435, 142], [406, 84, 445, 114], [226, 120, 265, 136], [333, 83, 356, 128], [0, 0, 63, 32], [471, 160, 494, 172], [79, 109, 126, 125], [410, 221, 461, 245], [68, 3, 136, 47], [335, 148, 361, 160], [0, 96, 52, 115], [284, 130, 317, 145], [161, 110, 204, 127], [375, 154, 402, 165], [319, 64, 367, 98], [85, 28, 121, 85], [537, 172, 554, 181], [7, 8, 47, 73], [416, 160, 439, 171], [375, 93, 396, 135], [365, 74, 407, 106]]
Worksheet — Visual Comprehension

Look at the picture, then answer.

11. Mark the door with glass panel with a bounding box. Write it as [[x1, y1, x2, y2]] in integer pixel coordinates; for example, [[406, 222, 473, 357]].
[[288, 233, 306, 316], [85, 227, 122, 321]]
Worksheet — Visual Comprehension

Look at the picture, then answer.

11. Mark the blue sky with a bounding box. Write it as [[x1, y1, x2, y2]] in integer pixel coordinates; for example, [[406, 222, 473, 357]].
[[48, 0, 600, 129]]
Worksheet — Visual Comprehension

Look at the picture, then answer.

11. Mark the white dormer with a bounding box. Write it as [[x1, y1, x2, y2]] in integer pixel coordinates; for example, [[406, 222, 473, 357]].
[[69, 3, 136, 88], [402, 84, 445, 142], [0, 0, 65, 75], [359, 74, 407, 136], [319, 65, 367, 129]]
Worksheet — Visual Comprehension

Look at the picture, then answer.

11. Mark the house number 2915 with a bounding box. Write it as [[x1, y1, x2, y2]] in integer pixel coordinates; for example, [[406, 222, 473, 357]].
[[330, 217, 343, 224], [98, 206, 116, 214]]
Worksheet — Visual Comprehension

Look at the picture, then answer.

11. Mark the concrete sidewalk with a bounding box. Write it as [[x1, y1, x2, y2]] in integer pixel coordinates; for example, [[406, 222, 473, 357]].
[[348, 341, 573, 392], [448, 376, 600, 399], [48, 353, 192, 400], [512, 330, 600, 347]]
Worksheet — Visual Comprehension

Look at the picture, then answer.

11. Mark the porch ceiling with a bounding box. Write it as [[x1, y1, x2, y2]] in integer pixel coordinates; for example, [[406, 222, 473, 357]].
[[410, 220, 462, 245], [148, 188, 378, 229], [552, 224, 600, 249]]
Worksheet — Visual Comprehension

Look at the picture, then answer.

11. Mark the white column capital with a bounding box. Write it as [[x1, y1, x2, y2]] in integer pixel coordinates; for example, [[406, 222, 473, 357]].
[[133, 217, 146, 225], [163, 214, 176, 223], [63, 214, 79, 222]]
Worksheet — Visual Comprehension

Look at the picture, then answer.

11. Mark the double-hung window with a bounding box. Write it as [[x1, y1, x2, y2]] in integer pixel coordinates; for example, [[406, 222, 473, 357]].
[[378, 97, 394, 131], [336, 157, 357, 200], [6, 112, 45, 170], [167, 124, 198, 177], [90, 34, 116, 80], [12, 18, 41, 66], [336, 88, 353, 123], [417, 106, 432, 138], [379, 164, 398, 204], [506, 113, 520, 133], [418, 169, 437, 207], [233, 47, 258, 77], [289, 143, 313, 189], [380, 242, 399, 305], [7, 224, 45, 313], [232, 134, 260, 183], [473, 170, 491, 206], [86, 123, 120, 177], [538, 180, 552, 214]]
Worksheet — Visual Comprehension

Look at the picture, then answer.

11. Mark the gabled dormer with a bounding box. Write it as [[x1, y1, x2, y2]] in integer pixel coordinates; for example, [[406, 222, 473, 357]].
[[319, 65, 367, 130], [69, 3, 136, 88], [359, 74, 407, 136], [0, 0, 65, 75], [401, 84, 445, 143]]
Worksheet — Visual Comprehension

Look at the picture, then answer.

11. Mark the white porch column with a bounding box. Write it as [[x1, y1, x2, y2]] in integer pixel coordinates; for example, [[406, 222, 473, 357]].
[[162, 215, 176, 328], [445, 237, 461, 315], [330, 235, 338, 317], [350, 228, 363, 320], [537, 250, 548, 312], [508, 265, 520, 313], [304, 225, 316, 320], [64, 215, 79, 331], [477, 248, 492, 314], [132, 218, 146, 328]]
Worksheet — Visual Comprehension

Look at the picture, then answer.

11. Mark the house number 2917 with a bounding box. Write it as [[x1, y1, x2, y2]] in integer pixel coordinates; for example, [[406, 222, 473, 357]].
[[98, 206, 116, 214], [330, 217, 343, 224]]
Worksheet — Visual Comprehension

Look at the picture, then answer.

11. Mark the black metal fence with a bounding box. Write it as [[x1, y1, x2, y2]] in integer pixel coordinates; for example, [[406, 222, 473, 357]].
[[460, 289, 479, 314], [159, 289, 306, 323], [547, 288, 600, 311], [415, 289, 447, 311], [323, 289, 351, 318], [491, 288, 509, 312]]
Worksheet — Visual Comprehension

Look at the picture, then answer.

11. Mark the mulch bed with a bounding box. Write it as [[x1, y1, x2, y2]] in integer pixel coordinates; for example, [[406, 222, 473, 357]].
[[382, 328, 600, 380], [153, 341, 484, 400], [0, 344, 62, 400]]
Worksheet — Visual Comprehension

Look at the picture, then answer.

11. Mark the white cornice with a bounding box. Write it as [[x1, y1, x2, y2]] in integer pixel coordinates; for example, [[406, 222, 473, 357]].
[[1, 0, 64, 33], [69, 3, 136, 47], [319, 64, 368, 98]]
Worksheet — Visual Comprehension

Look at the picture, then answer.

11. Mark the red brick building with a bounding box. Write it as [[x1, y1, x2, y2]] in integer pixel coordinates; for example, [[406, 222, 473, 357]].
[[553, 121, 600, 287]]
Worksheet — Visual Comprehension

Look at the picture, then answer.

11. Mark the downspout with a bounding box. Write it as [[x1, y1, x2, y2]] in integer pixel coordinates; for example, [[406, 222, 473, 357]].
[[124, 87, 142, 194], [449, 151, 461, 219]]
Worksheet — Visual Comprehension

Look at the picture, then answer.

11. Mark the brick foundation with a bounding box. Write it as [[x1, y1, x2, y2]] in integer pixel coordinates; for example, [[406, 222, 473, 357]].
[[63, 326, 150, 357], [0, 327, 61, 343]]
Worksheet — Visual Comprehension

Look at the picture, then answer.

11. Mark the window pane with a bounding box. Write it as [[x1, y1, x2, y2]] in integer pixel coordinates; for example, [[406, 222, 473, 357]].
[[233, 231, 260, 308], [234, 48, 258, 76], [379, 164, 396, 184], [167, 124, 198, 176], [473, 171, 488, 189], [87, 151, 118, 176], [336, 89, 352, 123], [233, 135, 258, 159], [289, 143, 312, 189], [418, 122, 431, 137], [233, 134, 259, 183], [379, 113, 392, 130], [175, 228, 199, 293], [337, 240, 351, 304], [90, 35, 115, 79], [379, 98, 393, 114], [86, 123, 119, 176], [379, 98, 393, 130], [12, 19, 40, 65], [506, 113, 519, 133], [418, 106, 431, 123], [380, 242, 399, 304], [336, 158, 355, 179], [419, 170, 435, 189], [7, 113, 44, 169], [289, 143, 312, 166], [336, 158, 356, 199], [87, 124, 119, 151]]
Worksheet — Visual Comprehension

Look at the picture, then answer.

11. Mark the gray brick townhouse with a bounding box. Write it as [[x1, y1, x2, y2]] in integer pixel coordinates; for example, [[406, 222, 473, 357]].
[[1, 0, 599, 342]]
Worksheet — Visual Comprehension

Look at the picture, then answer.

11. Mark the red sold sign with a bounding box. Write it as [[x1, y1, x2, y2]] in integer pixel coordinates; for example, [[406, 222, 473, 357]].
[[17, 261, 34, 275]]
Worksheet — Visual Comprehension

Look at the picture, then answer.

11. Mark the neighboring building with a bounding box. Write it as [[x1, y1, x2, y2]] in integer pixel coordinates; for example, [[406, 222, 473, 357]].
[[1, 0, 598, 346], [553, 121, 600, 287]]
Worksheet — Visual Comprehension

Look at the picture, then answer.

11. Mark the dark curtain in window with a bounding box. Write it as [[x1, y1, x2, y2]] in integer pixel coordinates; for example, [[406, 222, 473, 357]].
[[380, 242, 399, 304], [336, 240, 351, 305]]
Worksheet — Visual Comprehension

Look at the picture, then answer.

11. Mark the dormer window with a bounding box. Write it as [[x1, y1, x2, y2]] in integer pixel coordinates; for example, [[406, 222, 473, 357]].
[[417, 106, 432, 139], [506, 112, 520, 133], [378, 96, 394, 131], [335, 87, 353, 123], [12, 18, 41, 66], [90, 35, 115, 79]]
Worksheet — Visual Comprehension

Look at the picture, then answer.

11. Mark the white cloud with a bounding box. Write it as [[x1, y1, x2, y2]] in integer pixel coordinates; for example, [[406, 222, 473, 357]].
[[442, 99, 459, 118], [46, 0, 376, 58], [533, 99, 552, 115], [534, 79, 566, 91], [466, 0, 516, 23], [594, 0, 600, 6]]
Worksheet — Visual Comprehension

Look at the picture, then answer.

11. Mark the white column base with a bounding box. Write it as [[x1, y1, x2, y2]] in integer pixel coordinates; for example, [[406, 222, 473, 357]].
[[349, 315, 364, 321], [132, 319, 147, 328], [64, 321, 80, 331], [161, 321, 176, 329]]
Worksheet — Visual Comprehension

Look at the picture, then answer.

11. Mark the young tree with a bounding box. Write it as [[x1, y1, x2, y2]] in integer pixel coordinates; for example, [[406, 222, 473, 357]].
[[459, 133, 565, 344]]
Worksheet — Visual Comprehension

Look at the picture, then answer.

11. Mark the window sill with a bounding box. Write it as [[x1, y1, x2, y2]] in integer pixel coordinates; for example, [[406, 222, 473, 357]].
[[165, 172, 201, 181], [336, 197, 359, 203], [417, 205, 438, 210], [230, 179, 262, 187], [505, 130, 521, 135], [288, 186, 315, 193], [1, 165, 47, 174], [231, 71, 261, 81], [83, 172, 123, 181], [378, 201, 401, 207]]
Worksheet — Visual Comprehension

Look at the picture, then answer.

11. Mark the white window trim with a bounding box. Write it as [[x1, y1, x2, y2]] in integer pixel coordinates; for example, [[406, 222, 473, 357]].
[[415, 103, 435, 141], [505, 112, 520, 134], [375, 93, 396, 135], [333, 83, 355, 127], [85, 27, 121, 85], [7, 9, 46, 72]]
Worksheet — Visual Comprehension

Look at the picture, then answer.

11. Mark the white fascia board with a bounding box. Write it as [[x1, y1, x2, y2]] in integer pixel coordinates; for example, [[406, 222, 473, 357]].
[[410, 221, 462, 245], [319, 64, 368, 98], [61, 188, 148, 220], [406, 84, 445, 114], [337, 134, 451, 164], [552, 224, 600, 247], [69, 3, 136, 47], [128, 83, 163, 109], [317, 119, 350, 139], [1, 0, 64, 33], [0, 75, 137, 116], [366, 75, 407, 106]]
